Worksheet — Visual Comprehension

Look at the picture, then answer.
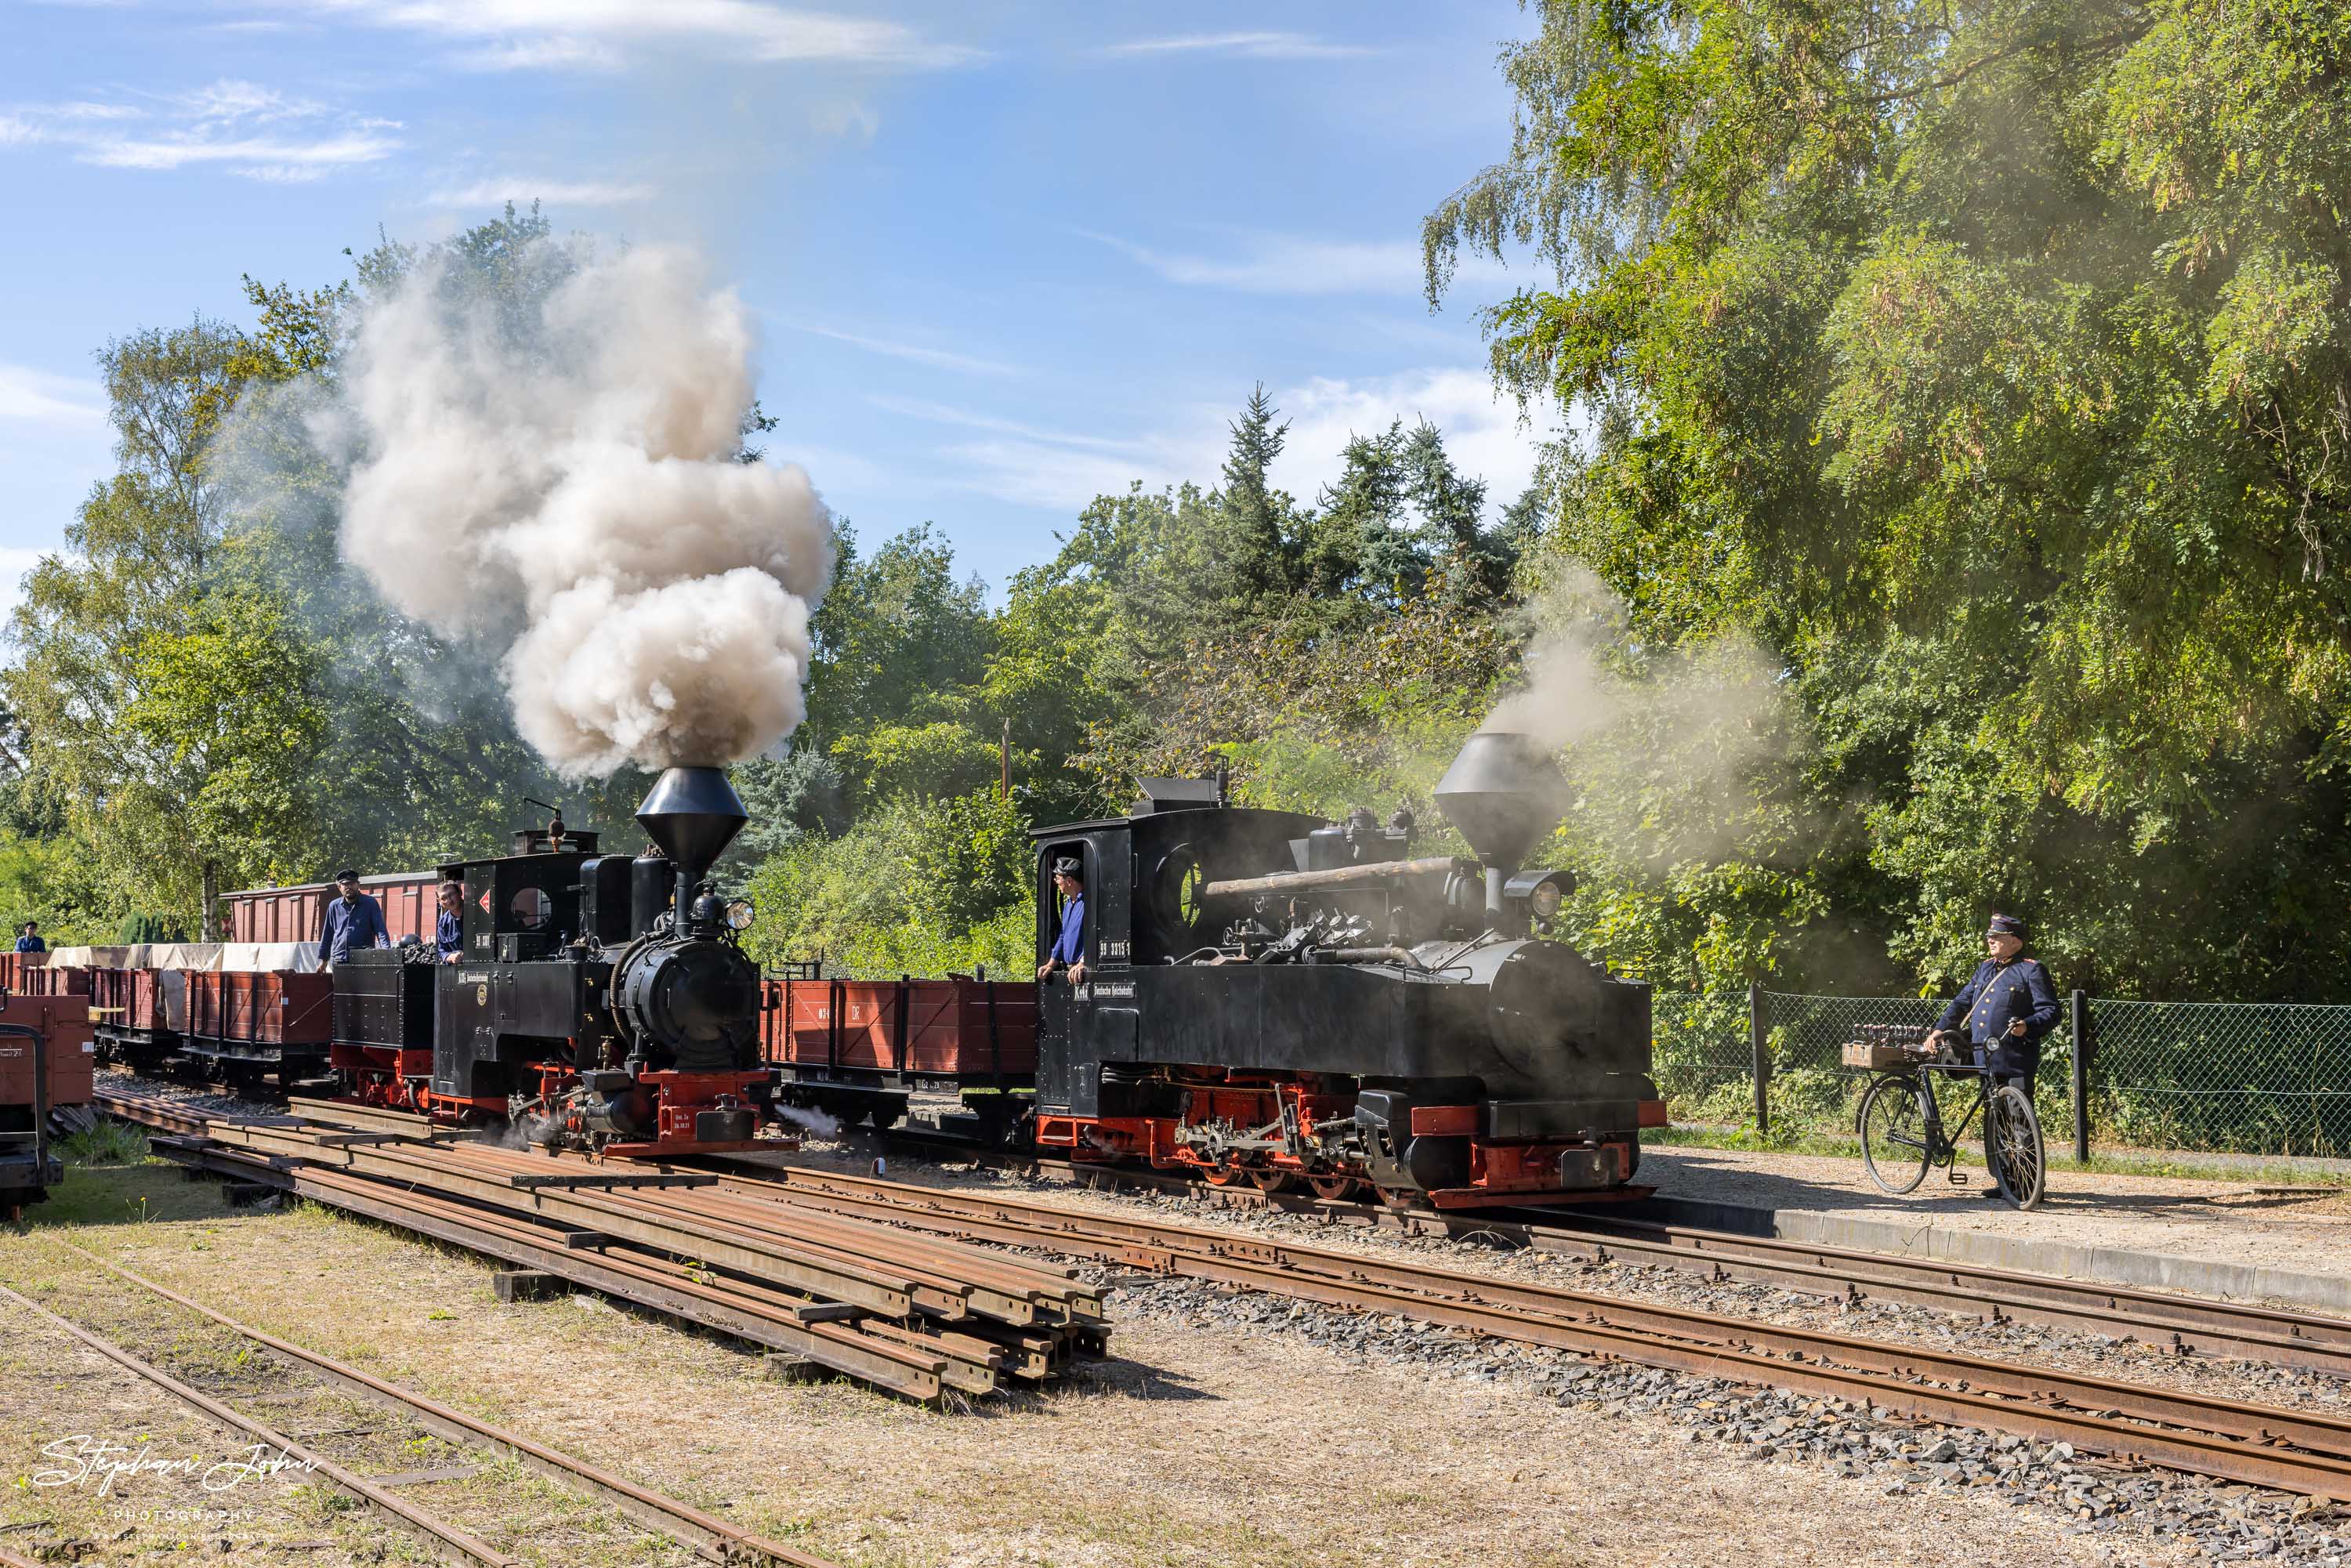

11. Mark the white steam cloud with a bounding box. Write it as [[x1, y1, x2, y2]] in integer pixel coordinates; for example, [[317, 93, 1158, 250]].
[[1482, 562, 1792, 865], [321, 241, 832, 777]]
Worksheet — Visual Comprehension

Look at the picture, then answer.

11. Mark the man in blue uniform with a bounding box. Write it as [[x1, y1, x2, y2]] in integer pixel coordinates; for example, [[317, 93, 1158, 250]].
[[435, 880, 465, 964], [1930, 913, 2059, 1091], [13, 922, 43, 954], [1036, 857, 1087, 986], [318, 869, 390, 966]]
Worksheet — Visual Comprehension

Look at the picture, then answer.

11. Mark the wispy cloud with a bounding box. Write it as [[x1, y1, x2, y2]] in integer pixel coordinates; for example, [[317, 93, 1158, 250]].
[[1099, 31, 1376, 61], [271, 1, 985, 71], [892, 369, 1552, 515], [88, 130, 397, 172], [1077, 228, 1451, 296], [431, 177, 655, 208], [867, 394, 1139, 452], [3, 78, 398, 179], [0, 365, 106, 429], [792, 324, 1024, 378]]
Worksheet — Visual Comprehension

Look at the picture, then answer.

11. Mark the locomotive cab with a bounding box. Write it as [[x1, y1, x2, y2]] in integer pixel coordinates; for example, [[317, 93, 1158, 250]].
[[1031, 737, 1665, 1208]]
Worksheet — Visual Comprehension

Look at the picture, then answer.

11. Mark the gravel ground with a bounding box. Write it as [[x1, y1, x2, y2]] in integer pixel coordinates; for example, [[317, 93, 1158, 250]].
[[1636, 1143, 2351, 1283], [780, 1139, 2351, 1423], [773, 1138, 2351, 1564]]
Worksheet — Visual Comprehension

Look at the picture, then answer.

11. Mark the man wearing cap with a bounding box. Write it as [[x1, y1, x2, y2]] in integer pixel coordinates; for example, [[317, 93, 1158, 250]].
[[318, 870, 390, 967], [1037, 857, 1087, 986], [435, 880, 465, 964], [1929, 914, 2060, 1092], [13, 922, 43, 954]]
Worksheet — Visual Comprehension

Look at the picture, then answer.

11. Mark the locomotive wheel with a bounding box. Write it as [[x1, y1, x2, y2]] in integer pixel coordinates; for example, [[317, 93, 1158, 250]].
[[1375, 1185, 1425, 1212], [1198, 1164, 1241, 1187], [1306, 1174, 1358, 1201], [1248, 1168, 1296, 1195]]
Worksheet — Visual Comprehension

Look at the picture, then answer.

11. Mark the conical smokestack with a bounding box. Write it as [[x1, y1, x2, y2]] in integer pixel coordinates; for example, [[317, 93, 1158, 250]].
[[635, 766, 748, 889], [1434, 732, 1569, 868], [1434, 732, 1569, 926]]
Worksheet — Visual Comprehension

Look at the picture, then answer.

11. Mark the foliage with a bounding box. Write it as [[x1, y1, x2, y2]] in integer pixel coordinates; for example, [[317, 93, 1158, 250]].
[[743, 789, 1034, 978], [1425, 0, 2351, 999], [4, 321, 326, 936]]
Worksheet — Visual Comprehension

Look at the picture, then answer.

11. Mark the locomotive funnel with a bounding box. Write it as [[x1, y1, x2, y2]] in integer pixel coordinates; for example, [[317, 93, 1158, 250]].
[[634, 766, 748, 884], [1433, 731, 1569, 872]]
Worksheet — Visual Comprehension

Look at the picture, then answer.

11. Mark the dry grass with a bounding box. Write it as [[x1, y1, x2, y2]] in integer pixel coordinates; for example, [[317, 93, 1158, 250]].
[[3, 1157, 2201, 1567]]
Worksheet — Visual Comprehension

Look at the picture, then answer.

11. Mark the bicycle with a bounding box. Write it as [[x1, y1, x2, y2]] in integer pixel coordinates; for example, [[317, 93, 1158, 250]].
[[1853, 1029, 2047, 1210]]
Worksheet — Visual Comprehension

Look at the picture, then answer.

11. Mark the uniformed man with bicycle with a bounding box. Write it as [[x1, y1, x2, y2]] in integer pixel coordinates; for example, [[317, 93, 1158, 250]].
[[1929, 913, 2059, 1095]]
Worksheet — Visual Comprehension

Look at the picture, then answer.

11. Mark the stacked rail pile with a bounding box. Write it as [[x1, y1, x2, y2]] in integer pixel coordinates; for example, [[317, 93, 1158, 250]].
[[102, 1091, 1106, 1402]]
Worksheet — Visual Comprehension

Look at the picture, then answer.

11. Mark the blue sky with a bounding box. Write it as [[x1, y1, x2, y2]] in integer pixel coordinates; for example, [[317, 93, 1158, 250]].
[[0, 1, 1554, 609]]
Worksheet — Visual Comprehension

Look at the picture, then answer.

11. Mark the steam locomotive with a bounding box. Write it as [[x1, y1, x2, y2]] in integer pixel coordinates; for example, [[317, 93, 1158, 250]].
[[333, 766, 775, 1157], [1024, 732, 1662, 1207], [764, 732, 1665, 1208]]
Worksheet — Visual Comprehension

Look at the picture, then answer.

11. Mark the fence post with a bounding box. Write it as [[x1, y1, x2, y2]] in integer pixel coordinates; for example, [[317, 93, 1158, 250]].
[[2068, 989, 2091, 1164], [1748, 980, 1770, 1135]]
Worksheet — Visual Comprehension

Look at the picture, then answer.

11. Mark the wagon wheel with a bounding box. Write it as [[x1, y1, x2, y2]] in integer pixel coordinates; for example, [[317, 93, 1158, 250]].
[[1306, 1173, 1359, 1202], [1248, 1168, 1297, 1195]]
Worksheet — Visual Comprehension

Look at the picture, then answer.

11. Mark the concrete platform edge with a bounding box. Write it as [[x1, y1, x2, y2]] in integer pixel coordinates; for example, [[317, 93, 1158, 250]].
[[1596, 1196, 2351, 1313]]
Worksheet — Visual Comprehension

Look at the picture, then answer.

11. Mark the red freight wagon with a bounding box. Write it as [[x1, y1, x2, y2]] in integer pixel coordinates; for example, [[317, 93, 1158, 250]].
[[224, 871, 440, 947], [89, 966, 165, 1033], [0, 995, 96, 1109], [186, 969, 331, 1053], [16, 961, 88, 999], [762, 972, 1036, 1134]]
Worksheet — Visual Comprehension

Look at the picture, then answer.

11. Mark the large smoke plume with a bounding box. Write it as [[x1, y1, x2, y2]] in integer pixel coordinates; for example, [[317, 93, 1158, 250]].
[[317, 241, 832, 777]]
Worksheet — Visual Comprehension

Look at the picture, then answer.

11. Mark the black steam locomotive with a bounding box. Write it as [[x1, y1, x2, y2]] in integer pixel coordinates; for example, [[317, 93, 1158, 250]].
[[1027, 732, 1663, 1208], [333, 766, 773, 1157]]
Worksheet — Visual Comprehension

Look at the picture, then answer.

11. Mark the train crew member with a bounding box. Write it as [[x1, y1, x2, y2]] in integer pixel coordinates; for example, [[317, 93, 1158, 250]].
[[1037, 856, 1088, 986], [13, 921, 42, 954], [1928, 913, 2059, 1092], [435, 880, 464, 963], [318, 869, 390, 966]]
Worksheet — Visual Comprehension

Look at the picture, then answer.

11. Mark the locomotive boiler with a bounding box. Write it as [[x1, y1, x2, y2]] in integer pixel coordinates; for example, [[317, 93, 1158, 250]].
[[332, 766, 773, 1157], [1028, 731, 1664, 1208]]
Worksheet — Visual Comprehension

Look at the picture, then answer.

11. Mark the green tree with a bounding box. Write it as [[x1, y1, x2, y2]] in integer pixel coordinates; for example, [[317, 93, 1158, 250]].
[[1425, 0, 2351, 998], [5, 321, 324, 935]]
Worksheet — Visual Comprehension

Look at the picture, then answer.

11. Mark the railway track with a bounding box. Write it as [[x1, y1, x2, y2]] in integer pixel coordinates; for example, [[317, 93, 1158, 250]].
[[881, 1125, 2351, 1379], [103, 1079, 2351, 1378], [715, 1158, 2351, 1501], [34, 1240, 836, 1567], [1, 1279, 523, 1567], [91, 1084, 2351, 1498]]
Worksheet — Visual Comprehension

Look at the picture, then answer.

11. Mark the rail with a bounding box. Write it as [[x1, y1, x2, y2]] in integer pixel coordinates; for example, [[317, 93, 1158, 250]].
[[54, 1241, 839, 1568], [718, 1157, 2351, 1500]]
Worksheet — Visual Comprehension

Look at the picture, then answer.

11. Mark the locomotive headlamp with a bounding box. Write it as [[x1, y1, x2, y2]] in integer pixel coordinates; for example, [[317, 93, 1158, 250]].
[[1502, 870, 1574, 928], [724, 898, 755, 931]]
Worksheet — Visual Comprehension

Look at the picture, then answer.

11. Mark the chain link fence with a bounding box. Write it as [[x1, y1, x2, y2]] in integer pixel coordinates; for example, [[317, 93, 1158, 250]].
[[1650, 987, 2351, 1159]]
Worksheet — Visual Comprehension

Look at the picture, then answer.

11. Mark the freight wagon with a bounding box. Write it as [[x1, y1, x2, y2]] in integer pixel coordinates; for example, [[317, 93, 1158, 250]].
[[763, 969, 1037, 1140]]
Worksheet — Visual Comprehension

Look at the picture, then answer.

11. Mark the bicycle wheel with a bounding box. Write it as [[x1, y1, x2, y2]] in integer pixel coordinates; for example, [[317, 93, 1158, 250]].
[[1857, 1075, 1933, 1195], [1986, 1085, 2047, 1211]]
